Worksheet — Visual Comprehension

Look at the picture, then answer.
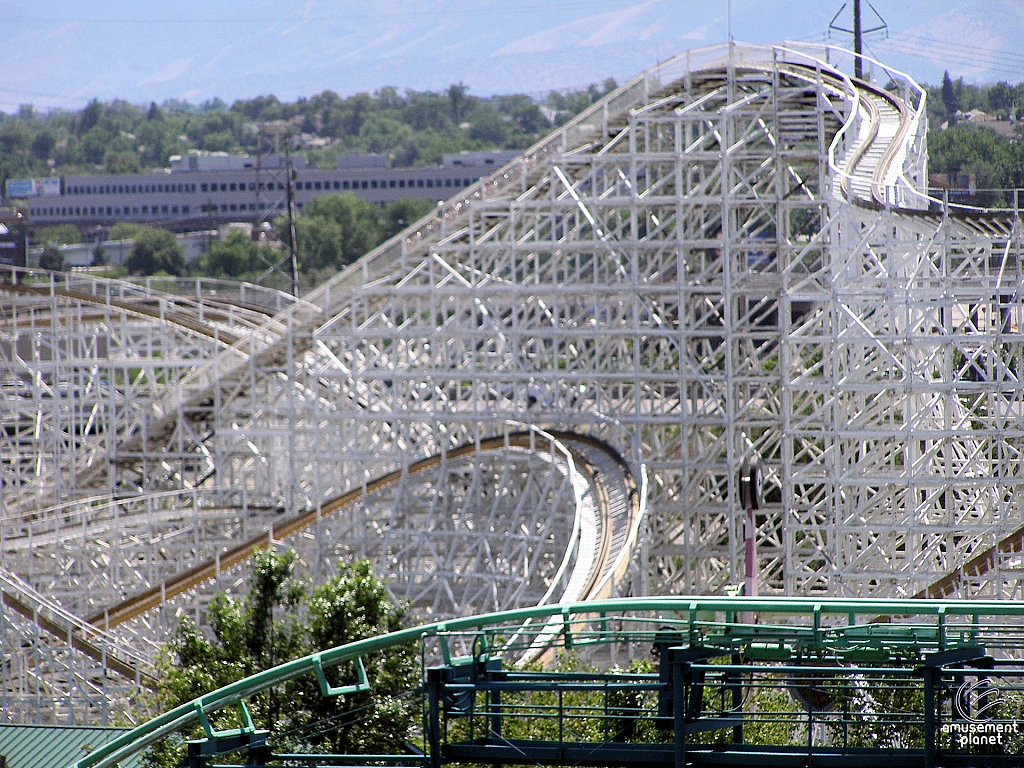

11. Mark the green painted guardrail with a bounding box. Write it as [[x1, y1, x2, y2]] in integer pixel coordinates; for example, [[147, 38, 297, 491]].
[[69, 595, 1024, 768]]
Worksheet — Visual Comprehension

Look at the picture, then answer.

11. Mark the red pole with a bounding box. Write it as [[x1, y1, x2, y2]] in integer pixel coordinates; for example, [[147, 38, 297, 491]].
[[740, 460, 762, 624]]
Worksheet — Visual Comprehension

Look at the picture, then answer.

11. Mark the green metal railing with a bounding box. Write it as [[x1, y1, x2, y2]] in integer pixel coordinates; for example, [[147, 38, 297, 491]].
[[68, 596, 1024, 768]]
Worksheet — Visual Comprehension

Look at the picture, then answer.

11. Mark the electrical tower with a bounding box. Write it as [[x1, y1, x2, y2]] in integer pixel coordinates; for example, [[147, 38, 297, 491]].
[[253, 121, 300, 294]]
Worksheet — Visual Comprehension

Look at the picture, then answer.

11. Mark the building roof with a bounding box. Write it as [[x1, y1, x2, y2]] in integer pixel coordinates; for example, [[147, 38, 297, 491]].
[[0, 724, 142, 768]]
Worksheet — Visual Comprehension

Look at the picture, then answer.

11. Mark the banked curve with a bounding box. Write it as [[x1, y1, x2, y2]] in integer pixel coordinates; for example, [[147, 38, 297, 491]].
[[81, 430, 640, 637]]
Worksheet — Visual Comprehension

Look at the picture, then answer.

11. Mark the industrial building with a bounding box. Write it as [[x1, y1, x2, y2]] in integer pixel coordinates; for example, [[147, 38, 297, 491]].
[[17, 150, 518, 228]]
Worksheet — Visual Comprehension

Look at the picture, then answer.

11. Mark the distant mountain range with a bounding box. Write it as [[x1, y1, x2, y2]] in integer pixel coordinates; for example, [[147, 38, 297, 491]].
[[3, 0, 1023, 112]]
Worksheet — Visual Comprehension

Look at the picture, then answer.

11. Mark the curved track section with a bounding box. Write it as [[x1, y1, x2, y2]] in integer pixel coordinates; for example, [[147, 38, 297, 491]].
[[66, 430, 637, 631], [0, 428, 640, 722], [0, 268, 307, 511]]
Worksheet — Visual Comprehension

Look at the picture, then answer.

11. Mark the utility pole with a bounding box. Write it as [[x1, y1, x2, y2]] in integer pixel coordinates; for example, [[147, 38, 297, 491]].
[[206, 198, 214, 258], [252, 121, 301, 295], [829, 1, 886, 82], [853, 0, 863, 79], [284, 141, 299, 297], [255, 129, 265, 228]]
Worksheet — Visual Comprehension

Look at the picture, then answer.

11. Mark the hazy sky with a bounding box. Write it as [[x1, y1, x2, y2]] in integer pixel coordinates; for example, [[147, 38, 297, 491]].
[[4, 0, 1024, 113]]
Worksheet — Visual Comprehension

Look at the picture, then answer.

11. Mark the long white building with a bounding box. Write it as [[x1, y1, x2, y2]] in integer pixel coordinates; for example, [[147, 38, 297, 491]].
[[19, 151, 519, 228]]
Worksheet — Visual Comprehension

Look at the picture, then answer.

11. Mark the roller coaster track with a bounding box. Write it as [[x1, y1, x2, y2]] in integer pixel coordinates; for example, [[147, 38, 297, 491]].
[[840, 64, 1024, 602], [809, 54, 1022, 602], [0, 270, 305, 350], [827, 54, 1018, 238], [51, 431, 639, 679], [0, 268, 314, 511], [0, 566, 156, 687], [67, 596, 1024, 768], [0, 281, 241, 346], [2, 430, 637, 688]]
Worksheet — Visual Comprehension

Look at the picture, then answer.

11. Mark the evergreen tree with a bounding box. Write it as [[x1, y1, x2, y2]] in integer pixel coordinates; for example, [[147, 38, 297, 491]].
[[941, 70, 959, 116], [91, 240, 107, 266], [38, 244, 65, 271]]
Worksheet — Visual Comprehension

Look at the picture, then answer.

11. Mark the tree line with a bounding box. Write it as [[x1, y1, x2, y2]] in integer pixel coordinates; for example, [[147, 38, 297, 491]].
[[924, 72, 1024, 201], [928, 71, 1024, 123], [34, 193, 435, 288], [23, 71, 1024, 281], [0, 79, 619, 190]]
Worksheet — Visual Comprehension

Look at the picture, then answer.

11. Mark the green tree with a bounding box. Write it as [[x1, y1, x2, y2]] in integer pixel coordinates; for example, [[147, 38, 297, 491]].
[[207, 229, 267, 277], [201, 131, 234, 152], [289, 193, 381, 271], [448, 83, 469, 122], [104, 149, 141, 174], [147, 550, 416, 766], [108, 221, 146, 241], [467, 103, 508, 144], [928, 123, 1024, 193], [34, 224, 80, 245], [0, 121, 32, 156], [78, 99, 103, 135], [382, 198, 433, 240], [38, 244, 66, 271], [989, 81, 1014, 115], [30, 129, 56, 161], [92, 240, 107, 267], [81, 124, 114, 164], [941, 70, 959, 116], [298, 559, 417, 753], [125, 228, 185, 275]]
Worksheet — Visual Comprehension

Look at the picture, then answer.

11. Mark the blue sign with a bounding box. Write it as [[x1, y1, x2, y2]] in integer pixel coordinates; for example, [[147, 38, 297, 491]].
[[5, 179, 35, 198]]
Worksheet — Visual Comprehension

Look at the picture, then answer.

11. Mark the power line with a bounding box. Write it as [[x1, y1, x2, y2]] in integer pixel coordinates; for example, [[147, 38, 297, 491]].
[[876, 35, 1024, 79], [905, 34, 1024, 65], [877, 39, 1024, 80], [0, 87, 88, 102], [887, 38, 1024, 70]]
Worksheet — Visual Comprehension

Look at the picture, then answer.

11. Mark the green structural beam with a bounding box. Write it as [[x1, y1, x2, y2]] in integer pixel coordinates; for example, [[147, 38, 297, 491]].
[[69, 596, 1024, 768]]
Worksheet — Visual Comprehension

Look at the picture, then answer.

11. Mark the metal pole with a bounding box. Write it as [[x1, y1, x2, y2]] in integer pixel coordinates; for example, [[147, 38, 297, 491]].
[[924, 667, 936, 768], [853, 0, 863, 80], [427, 668, 442, 768], [254, 129, 264, 227], [742, 503, 756, 625], [673, 652, 687, 768], [284, 139, 299, 297]]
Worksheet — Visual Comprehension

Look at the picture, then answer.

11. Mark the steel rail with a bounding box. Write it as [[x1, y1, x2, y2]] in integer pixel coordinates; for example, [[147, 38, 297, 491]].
[[68, 595, 1024, 768]]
